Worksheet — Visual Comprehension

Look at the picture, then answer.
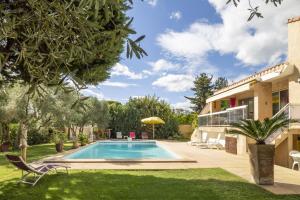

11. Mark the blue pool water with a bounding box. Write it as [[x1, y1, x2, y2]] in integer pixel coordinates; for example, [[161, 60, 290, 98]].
[[65, 141, 179, 159]]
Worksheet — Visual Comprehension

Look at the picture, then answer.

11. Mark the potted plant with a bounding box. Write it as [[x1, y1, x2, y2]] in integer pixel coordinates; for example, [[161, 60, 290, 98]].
[[78, 133, 88, 146], [52, 131, 67, 152], [228, 113, 289, 185]]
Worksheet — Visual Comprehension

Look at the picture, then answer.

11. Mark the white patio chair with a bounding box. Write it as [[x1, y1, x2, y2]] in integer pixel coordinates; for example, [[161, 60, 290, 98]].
[[289, 150, 300, 170]]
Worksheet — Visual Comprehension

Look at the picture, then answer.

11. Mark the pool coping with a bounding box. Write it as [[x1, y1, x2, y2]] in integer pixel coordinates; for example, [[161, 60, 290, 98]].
[[42, 140, 197, 164]]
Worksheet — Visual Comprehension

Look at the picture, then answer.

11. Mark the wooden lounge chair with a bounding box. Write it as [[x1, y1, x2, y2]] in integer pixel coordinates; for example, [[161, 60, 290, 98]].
[[5, 154, 70, 186]]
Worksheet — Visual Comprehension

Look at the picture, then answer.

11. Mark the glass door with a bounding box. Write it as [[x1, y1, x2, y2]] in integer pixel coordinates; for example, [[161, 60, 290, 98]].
[[272, 90, 289, 115], [238, 98, 254, 119]]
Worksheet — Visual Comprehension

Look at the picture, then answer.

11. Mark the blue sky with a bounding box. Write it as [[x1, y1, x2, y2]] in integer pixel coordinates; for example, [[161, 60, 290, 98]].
[[82, 0, 300, 110]]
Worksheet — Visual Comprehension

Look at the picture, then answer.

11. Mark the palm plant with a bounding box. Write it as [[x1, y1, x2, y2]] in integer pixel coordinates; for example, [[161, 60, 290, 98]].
[[228, 113, 290, 144]]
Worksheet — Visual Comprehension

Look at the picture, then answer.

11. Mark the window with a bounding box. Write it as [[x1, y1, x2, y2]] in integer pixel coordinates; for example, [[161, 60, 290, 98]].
[[280, 90, 289, 109], [238, 98, 254, 119], [272, 92, 280, 115], [272, 90, 289, 115]]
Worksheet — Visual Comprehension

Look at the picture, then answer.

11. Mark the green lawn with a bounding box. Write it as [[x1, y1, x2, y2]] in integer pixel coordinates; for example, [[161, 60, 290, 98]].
[[0, 144, 299, 200]]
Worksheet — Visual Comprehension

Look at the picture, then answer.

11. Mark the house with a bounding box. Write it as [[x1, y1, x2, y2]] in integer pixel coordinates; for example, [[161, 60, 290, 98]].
[[196, 16, 300, 168]]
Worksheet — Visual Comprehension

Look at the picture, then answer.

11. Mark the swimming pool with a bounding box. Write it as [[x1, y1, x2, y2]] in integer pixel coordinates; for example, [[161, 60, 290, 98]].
[[64, 141, 180, 160]]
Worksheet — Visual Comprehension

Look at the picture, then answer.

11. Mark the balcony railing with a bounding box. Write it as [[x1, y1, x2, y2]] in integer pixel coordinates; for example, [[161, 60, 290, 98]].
[[198, 105, 248, 126], [265, 104, 300, 144]]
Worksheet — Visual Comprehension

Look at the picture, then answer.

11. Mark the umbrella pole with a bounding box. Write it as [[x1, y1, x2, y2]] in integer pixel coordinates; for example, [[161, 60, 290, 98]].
[[153, 124, 155, 139]]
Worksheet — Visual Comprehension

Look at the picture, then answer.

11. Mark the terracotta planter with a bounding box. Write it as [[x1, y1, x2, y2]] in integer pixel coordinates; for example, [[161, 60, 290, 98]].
[[0, 142, 10, 152], [55, 143, 64, 152], [248, 144, 275, 185]]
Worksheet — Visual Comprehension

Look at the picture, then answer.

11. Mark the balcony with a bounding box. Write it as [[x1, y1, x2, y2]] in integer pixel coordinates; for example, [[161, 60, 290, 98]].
[[198, 105, 248, 127]]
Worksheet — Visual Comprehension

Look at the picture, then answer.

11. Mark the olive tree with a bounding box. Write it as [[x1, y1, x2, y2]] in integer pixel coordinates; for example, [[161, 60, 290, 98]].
[[0, 0, 146, 159]]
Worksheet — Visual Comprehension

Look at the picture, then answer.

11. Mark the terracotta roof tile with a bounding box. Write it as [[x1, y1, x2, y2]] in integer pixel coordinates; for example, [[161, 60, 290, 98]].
[[213, 62, 288, 95], [288, 16, 300, 24]]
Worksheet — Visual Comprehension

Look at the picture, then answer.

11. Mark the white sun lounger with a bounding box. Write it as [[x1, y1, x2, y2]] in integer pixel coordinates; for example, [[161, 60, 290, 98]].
[[196, 133, 224, 150], [116, 132, 122, 139], [188, 131, 207, 146]]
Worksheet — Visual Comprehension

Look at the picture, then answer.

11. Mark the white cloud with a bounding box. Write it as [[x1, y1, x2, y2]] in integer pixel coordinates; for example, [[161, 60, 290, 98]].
[[111, 63, 144, 80], [81, 89, 104, 100], [172, 101, 192, 111], [146, 0, 158, 7], [170, 11, 182, 20], [102, 81, 137, 88], [152, 74, 194, 92], [157, 0, 300, 67], [142, 70, 153, 76], [148, 59, 180, 72]]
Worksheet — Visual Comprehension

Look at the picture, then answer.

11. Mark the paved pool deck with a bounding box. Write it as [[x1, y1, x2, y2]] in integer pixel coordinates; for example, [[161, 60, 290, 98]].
[[40, 140, 300, 195]]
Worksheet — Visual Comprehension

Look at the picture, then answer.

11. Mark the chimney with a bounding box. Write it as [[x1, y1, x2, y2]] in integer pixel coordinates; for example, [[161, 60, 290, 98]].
[[288, 16, 300, 68]]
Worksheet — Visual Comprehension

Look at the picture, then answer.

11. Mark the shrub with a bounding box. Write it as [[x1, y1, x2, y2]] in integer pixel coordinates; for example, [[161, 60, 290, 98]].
[[175, 113, 198, 125], [9, 123, 19, 150], [79, 133, 88, 146], [28, 129, 53, 145], [108, 96, 180, 139], [51, 131, 67, 144]]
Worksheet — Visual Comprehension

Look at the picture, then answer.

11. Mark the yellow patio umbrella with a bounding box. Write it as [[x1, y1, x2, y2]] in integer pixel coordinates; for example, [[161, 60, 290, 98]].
[[141, 117, 165, 139]]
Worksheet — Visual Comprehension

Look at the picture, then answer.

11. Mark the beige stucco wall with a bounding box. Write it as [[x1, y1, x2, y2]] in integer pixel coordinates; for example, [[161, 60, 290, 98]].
[[288, 20, 300, 69], [288, 20, 300, 106], [275, 138, 289, 167], [235, 91, 254, 103], [178, 125, 194, 138], [253, 82, 273, 120], [272, 79, 289, 92]]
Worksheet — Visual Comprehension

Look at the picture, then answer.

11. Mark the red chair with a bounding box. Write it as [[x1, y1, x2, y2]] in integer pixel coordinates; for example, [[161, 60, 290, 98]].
[[129, 132, 136, 139]]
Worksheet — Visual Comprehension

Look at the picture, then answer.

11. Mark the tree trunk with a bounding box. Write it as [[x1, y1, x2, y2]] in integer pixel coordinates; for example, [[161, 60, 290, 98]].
[[0, 123, 3, 144], [67, 127, 71, 140], [19, 121, 28, 161], [79, 126, 84, 133]]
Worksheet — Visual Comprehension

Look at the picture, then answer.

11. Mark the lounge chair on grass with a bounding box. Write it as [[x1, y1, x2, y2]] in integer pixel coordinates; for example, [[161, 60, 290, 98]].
[[5, 154, 70, 186]]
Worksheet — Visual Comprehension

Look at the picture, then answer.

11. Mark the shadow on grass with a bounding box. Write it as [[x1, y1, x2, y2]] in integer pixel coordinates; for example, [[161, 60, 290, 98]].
[[0, 170, 299, 200]]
